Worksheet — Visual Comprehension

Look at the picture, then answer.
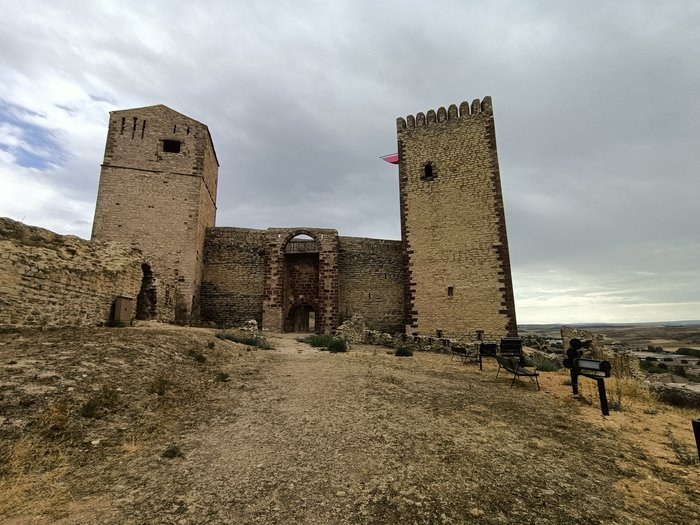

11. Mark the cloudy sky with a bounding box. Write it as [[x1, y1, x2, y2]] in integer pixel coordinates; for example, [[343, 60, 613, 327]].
[[1, 1, 698, 324]]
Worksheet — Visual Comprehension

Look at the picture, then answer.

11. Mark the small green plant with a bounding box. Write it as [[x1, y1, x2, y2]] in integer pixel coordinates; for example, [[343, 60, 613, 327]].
[[394, 346, 413, 357], [162, 444, 184, 459], [216, 371, 230, 382], [302, 335, 347, 352], [667, 429, 698, 466], [525, 355, 560, 372], [81, 387, 119, 418], [304, 334, 336, 348], [216, 331, 271, 349], [149, 375, 170, 396], [608, 378, 624, 411], [187, 348, 206, 363], [327, 339, 347, 353]]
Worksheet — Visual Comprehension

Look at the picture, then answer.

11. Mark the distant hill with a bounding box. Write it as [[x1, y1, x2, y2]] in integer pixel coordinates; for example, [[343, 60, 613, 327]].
[[519, 320, 700, 330]]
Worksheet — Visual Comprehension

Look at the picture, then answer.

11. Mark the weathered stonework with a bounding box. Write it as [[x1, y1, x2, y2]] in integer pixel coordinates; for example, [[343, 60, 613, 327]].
[[0, 218, 151, 327], [338, 237, 404, 333], [91, 105, 218, 324], [200, 227, 266, 328], [397, 97, 517, 339], [2, 97, 518, 337]]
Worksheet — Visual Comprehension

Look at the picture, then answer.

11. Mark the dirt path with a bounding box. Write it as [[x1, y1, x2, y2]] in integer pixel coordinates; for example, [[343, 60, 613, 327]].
[[1, 328, 698, 524]]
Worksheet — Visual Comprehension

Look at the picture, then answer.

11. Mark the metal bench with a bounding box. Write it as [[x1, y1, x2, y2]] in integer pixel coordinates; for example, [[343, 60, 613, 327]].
[[478, 342, 498, 370], [495, 355, 540, 390], [451, 344, 477, 364]]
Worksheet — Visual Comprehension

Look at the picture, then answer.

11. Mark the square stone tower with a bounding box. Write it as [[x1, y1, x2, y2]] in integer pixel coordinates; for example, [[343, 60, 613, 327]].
[[396, 97, 517, 339], [91, 105, 218, 323]]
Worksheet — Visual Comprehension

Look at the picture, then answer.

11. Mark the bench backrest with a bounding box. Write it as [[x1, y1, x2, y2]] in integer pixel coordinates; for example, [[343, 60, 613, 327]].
[[480, 342, 498, 356], [500, 337, 523, 356]]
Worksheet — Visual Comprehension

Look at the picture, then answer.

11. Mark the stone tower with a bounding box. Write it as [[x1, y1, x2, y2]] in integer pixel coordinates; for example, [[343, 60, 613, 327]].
[[92, 105, 218, 323], [396, 97, 517, 339]]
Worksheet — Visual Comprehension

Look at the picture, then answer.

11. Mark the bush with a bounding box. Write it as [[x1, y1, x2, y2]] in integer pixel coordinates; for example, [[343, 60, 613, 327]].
[[673, 365, 687, 377], [81, 387, 119, 418], [149, 375, 170, 396], [640, 360, 665, 374], [216, 331, 271, 349], [524, 355, 560, 372], [303, 334, 336, 348], [677, 347, 700, 358], [187, 348, 206, 363], [326, 339, 347, 353], [657, 362, 668, 370], [395, 346, 413, 357]]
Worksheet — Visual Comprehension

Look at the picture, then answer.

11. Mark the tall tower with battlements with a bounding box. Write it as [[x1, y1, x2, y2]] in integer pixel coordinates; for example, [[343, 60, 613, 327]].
[[91, 105, 218, 323], [396, 96, 517, 339]]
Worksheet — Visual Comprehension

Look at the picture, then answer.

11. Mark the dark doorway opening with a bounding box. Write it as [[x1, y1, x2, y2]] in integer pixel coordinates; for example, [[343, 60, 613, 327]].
[[136, 263, 157, 320], [286, 303, 316, 333]]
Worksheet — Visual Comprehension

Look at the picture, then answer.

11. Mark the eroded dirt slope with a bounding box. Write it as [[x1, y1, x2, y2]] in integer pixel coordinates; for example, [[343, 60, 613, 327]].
[[0, 326, 698, 524]]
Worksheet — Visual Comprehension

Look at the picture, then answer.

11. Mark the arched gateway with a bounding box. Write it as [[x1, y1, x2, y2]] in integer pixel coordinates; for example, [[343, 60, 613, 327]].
[[262, 228, 339, 334]]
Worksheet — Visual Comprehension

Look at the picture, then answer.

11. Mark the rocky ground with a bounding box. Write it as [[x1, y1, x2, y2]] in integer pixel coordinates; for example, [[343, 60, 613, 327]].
[[0, 325, 698, 524]]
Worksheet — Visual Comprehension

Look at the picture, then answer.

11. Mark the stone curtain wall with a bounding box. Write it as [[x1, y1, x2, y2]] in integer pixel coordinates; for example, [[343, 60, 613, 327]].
[[91, 105, 218, 323], [200, 227, 266, 327], [0, 218, 144, 328], [338, 237, 405, 333], [396, 97, 517, 340]]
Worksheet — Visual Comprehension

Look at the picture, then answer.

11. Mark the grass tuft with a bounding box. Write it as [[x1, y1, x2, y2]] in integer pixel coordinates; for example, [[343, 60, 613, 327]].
[[395, 346, 413, 357], [216, 331, 272, 349], [304, 335, 347, 353]]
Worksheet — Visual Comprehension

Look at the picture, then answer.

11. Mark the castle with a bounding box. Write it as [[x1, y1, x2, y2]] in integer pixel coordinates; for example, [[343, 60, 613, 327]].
[[90, 97, 517, 339]]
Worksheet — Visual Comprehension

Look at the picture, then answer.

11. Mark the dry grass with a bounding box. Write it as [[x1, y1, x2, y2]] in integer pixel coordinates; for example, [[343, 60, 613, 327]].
[[0, 438, 72, 519]]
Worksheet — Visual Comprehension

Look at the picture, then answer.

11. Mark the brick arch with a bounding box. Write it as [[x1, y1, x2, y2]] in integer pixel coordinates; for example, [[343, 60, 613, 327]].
[[281, 229, 319, 247], [284, 298, 318, 333], [262, 228, 339, 334]]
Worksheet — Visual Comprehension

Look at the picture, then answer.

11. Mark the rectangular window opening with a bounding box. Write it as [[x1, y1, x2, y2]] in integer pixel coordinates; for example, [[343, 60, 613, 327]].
[[447, 286, 454, 297], [163, 140, 181, 153]]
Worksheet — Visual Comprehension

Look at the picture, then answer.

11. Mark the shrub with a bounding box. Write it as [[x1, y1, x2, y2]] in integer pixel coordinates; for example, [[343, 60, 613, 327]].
[[673, 365, 687, 377], [326, 339, 347, 353], [149, 375, 170, 396], [216, 371, 230, 382], [657, 362, 668, 370], [216, 331, 271, 349], [187, 349, 206, 363], [80, 387, 119, 418], [677, 347, 700, 358], [525, 355, 560, 372], [395, 346, 413, 357], [304, 334, 336, 348], [162, 444, 183, 459]]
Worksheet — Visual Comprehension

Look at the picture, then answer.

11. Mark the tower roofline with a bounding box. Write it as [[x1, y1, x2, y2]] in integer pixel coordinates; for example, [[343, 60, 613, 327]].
[[109, 104, 219, 167]]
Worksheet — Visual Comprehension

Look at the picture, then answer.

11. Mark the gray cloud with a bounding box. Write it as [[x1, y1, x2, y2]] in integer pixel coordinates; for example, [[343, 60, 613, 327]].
[[1, 0, 698, 322]]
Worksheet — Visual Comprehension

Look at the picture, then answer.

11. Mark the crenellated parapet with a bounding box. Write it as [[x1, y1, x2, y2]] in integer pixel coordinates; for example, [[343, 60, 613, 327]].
[[396, 96, 493, 132]]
